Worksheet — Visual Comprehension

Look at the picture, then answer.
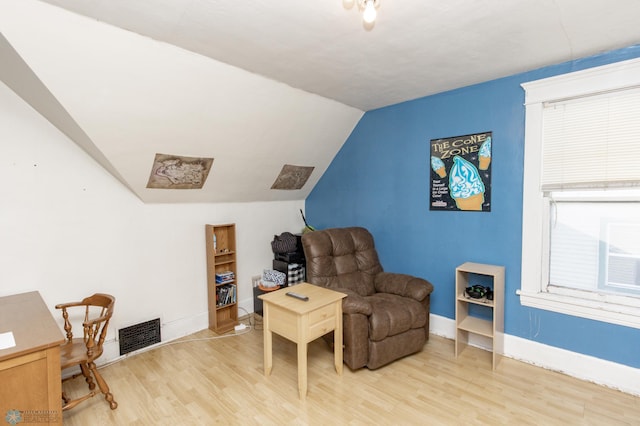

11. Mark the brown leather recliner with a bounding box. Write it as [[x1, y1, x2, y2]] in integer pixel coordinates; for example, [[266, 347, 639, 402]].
[[301, 227, 434, 370]]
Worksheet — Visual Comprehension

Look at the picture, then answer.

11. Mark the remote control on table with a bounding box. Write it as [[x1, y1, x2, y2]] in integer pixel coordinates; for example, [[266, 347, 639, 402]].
[[285, 292, 309, 301]]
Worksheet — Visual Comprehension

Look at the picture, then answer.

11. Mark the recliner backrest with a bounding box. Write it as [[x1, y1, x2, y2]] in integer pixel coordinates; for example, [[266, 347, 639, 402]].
[[302, 227, 383, 296]]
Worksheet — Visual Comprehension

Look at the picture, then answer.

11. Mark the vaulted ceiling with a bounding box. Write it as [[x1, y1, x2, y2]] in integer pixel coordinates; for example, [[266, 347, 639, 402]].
[[1, 0, 639, 203]]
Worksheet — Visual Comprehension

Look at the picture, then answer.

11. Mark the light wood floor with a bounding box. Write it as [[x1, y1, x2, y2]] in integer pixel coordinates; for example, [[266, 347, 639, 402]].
[[62, 316, 640, 425]]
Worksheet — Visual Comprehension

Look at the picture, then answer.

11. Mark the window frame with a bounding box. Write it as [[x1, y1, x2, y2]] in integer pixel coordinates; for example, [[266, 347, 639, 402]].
[[519, 57, 640, 329]]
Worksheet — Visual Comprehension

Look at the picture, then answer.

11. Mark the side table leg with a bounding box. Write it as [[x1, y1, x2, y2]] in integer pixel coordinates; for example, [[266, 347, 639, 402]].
[[334, 301, 343, 375], [263, 304, 272, 376], [297, 341, 307, 399]]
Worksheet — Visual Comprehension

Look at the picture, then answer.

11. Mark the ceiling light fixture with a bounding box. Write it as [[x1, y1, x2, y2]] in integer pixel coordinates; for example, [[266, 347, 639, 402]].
[[358, 0, 379, 24]]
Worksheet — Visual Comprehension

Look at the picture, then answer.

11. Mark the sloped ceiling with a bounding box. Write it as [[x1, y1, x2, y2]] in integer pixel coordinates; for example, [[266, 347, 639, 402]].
[[1, 0, 639, 203], [0, 0, 363, 203]]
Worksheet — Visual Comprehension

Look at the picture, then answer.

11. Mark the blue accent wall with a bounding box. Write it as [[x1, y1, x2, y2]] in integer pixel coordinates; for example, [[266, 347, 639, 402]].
[[306, 45, 640, 368]]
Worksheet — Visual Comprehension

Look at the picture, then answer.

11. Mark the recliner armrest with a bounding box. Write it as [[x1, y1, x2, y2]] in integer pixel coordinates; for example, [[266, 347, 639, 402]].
[[338, 289, 373, 316], [374, 272, 434, 301]]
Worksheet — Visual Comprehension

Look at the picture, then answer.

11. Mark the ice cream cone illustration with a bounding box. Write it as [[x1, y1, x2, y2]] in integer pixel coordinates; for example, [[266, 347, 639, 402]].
[[449, 156, 485, 211], [431, 156, 447, 178], [478, 137, 492, 170], [452, 193, 484, 210]]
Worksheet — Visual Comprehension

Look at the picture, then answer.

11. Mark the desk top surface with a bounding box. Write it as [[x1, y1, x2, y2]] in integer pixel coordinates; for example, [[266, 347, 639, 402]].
[[0, 291, 65, 361], [258, 283, 346, 314]]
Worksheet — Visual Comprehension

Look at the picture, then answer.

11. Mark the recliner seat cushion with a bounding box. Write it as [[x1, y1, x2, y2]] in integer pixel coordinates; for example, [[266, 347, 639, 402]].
[[367, 293, 427, 341], [368, 328, 426, 370]]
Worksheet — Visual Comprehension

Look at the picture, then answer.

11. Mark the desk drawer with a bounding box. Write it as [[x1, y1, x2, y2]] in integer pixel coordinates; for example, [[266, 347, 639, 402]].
[[308, 317, 336, 341], [309, 303, 336, 325]]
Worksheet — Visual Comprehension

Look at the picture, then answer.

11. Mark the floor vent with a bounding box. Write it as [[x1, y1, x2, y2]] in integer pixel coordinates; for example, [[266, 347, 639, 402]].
[[118, 318, 161, 356]]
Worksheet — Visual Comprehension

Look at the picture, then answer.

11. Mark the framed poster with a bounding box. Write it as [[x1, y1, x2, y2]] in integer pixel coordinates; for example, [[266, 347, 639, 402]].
[[429, 131, 492, 212]]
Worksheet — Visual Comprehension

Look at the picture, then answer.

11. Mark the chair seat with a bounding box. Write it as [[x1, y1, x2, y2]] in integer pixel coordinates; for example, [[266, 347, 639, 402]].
[[60, 339, 104, 370], [367, 294, 427, 341]]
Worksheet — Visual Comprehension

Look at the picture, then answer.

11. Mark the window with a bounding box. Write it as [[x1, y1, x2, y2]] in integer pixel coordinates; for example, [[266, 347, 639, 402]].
[[603, 221, 640, 293], [549, 194, 640, 295], [520, 58, 640, 329]]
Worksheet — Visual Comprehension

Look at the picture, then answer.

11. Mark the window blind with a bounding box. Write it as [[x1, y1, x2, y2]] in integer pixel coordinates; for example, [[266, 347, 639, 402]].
[[541, 88, 640, 191]]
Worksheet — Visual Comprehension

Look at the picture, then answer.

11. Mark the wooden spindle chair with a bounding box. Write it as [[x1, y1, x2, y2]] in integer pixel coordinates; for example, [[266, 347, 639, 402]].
[[55, 293, 117, 411]]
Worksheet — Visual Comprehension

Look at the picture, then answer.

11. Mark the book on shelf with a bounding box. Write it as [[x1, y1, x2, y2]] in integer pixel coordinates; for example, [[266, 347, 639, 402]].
[[216, 284, 236, 306], [215, 271, 235, 284]]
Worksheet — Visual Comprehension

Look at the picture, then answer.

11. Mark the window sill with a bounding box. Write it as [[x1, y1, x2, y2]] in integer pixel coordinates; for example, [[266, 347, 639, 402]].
[[517, 290, 640, 330]]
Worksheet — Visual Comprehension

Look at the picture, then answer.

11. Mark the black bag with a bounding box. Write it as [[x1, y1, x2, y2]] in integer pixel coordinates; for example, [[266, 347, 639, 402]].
[[271, 232, 297, 254]]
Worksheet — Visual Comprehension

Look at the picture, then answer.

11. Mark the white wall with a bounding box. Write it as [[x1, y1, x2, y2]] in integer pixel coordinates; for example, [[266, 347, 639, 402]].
[[0, 81, 304, 362]]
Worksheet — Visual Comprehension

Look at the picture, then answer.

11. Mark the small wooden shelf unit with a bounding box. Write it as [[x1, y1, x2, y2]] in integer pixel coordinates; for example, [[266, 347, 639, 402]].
[[455, 262, 504, 369], [205, 223, 238, 333]]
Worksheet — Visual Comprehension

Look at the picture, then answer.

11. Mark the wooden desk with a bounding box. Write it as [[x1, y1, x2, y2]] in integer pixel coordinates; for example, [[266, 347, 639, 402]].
[[0, 291, 64, 425], [259, 283, 346, 399]]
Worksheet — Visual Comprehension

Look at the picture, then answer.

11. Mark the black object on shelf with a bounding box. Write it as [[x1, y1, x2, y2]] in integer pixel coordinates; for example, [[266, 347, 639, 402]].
[[274, 251, 305, 263], [271, 233, 306, 286], [254, 232, 308, 317]]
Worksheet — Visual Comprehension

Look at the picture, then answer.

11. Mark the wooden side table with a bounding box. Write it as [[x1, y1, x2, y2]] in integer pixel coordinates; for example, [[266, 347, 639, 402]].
[[258, 282, 346, 399]]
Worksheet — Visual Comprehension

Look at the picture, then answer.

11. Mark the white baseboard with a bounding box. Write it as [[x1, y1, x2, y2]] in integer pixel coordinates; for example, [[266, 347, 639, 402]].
[[95, 311, 210, 368], [237, 296, 255, 318], [430, 313, 640, 396]]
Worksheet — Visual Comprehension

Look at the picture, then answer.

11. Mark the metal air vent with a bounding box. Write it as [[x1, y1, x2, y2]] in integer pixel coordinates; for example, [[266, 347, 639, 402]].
[[118, 318, 161, 355]]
